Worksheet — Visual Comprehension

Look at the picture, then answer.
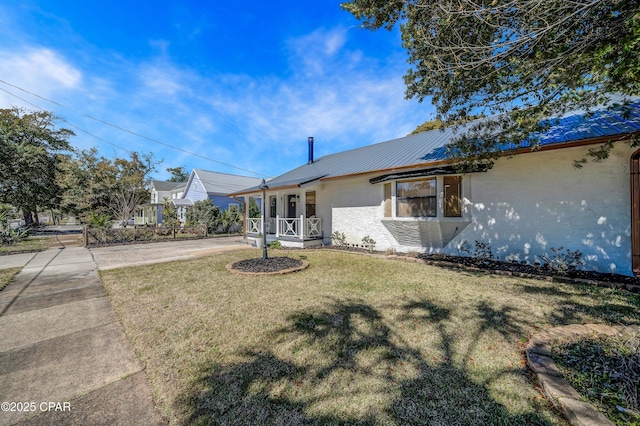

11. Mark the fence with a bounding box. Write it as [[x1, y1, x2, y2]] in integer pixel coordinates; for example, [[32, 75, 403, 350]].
[[83, 225, 215, 246]]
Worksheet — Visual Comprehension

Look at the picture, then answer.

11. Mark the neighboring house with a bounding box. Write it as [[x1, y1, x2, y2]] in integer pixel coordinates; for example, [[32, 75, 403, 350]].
[[135, 180, 187, 225], [182, 169, 263, 211], [135, 170, 263, 226], [230, 99, 640, 276], [150, 180, 187, 203]]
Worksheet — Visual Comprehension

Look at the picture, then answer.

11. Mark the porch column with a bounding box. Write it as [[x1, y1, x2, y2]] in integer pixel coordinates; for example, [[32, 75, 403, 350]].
[[300, 215, 304, 240]]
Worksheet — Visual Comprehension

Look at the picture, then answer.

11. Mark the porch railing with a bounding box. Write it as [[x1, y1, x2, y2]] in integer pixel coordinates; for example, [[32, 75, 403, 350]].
[[248, 218, 261, 234], [248, 216, 322, 240]]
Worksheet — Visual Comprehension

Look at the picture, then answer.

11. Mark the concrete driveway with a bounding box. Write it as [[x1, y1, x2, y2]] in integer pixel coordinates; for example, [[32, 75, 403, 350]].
[[90, 236, 250, 270]]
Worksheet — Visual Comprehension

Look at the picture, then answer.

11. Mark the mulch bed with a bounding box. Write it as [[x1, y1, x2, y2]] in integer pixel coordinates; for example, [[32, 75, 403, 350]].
[[228, 256, 306, 275], [418, 254, 640, 293]]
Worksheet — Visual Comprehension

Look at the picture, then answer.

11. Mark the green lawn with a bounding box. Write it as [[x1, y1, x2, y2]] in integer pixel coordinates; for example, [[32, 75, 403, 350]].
[[100, 249, 640, 425]]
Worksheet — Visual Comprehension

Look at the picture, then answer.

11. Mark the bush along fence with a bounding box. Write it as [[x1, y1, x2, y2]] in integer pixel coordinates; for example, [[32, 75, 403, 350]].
[[83, 224, 221, 246]]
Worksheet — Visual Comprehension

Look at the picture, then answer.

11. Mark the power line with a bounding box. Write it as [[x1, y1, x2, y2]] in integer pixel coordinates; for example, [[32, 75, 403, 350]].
[[0, 78, 64, 106], [0, 86, 132, 153], [0, 79, 269, 177], [84, 114, 268, 177]]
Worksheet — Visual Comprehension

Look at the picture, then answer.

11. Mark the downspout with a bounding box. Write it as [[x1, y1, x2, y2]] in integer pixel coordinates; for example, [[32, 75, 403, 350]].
[[231, 196, 247, 239]]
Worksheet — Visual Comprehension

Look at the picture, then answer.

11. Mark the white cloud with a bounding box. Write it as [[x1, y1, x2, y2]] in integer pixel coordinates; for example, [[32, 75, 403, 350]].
[[0, 47, 82, 107], [0, 23, 433, 178]]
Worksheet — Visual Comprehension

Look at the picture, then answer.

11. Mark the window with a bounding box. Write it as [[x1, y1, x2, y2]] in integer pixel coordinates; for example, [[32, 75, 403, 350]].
[[444, 176, 462, 217], [269, 196, 277, 217], [305, 191, 316, 217], [383, 183, 392, 217], [396, 178, 436, 217]]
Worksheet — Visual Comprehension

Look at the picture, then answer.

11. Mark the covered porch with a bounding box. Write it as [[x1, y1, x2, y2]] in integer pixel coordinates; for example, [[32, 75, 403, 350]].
[[247, 215, 323, 248], [244, 187, 324, 248]]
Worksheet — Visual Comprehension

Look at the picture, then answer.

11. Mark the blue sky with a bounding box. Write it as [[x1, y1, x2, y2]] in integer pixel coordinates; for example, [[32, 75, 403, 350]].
[[0, 1, 436, 180]]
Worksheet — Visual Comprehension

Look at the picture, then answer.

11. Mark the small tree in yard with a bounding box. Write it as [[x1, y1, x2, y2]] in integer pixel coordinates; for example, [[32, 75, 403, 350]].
[[161, 198, 179, 228], [219, 205, 243, 234], [186, 199, 221, 234], [248, 197, 261, 218]]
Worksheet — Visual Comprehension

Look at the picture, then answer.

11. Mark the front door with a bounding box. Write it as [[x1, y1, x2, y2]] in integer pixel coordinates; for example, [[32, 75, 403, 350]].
[[287, 195, 297, 218], [632, 149, 640, 276]]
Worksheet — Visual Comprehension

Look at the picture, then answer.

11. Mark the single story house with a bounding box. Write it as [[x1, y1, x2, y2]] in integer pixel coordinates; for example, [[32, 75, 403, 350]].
[[136, 169, 263, 226], [230, 99, 640, 276]]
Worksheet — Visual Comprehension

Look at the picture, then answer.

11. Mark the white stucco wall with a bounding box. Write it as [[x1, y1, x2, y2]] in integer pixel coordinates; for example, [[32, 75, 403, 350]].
[[447, 143, 635, 275], [326, 176, 396, 249], [320, 142, 635, 275]]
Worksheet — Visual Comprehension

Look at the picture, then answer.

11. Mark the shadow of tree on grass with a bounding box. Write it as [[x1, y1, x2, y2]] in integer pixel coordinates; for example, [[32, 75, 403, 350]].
[[179, 297, 557, 425]]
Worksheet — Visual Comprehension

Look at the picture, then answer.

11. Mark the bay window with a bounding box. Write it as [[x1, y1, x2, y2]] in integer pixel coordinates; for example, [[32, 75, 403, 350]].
[[396, 178, 437, 217]]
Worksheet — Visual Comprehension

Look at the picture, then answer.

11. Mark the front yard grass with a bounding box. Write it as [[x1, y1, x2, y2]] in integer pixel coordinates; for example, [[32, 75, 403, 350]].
[[100, 250, 640, 425], [0, 236, 52, 255], [0, 267, 21, 291]]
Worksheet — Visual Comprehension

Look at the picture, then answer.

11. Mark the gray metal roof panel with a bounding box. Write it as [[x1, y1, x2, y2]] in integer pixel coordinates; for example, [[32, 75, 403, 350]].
[[151, 180, 187, 192], [238, 97, 640, 193], [193, 169, 263, 194]]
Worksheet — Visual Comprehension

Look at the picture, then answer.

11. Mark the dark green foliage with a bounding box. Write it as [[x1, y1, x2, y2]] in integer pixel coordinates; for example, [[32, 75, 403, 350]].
[[0, 108, 73, 225], [186, 199, 221, 233], [186, 200, 243, 234], [161, 198, 179, 227], [248, 197, 261, 218], [166, 166, 189, 183], [59, 149, 155, 224], [342, 0, 640, 168]]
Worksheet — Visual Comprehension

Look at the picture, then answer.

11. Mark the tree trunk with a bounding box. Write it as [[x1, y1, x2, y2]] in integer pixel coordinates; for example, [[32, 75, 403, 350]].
[[23, 210, 34, 227]]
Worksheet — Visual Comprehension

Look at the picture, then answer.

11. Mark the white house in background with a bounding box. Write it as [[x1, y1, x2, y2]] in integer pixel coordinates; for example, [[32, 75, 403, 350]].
[[230, 98, 640, 276], [149, 180, 187, 204], [135, 170, 263, 226], [135, 180, 188, 225]]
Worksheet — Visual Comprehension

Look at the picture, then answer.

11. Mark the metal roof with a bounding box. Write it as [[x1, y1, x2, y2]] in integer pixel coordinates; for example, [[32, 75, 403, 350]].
[[191, 169, 263, 195], [151, 180, 187, 192], [232, 98, 640, 194], [172, 199, 194, 207]]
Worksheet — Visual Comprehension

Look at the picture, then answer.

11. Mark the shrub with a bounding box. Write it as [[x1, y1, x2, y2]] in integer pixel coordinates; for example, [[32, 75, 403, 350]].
[[331, 231, 347, 247], [268, 240, 282, 249], [474, 241, 494, 259], [541, 247, 585, 275], [362, 235, 376, 253], [186, 199, 221, 234], [88, 212, 111, 228], [1, 225, 29, 246]]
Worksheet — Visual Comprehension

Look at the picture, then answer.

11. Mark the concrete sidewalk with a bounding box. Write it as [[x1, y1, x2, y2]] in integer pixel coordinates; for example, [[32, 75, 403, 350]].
[[0, 243, 165, 425]]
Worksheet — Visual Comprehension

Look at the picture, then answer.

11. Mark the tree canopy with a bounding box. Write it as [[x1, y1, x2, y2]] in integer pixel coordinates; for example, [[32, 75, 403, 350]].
[[0, 108, 73, 224], [342, 0, 640, 166], [59, 148, 157, 224], [166, 166, 189, 182]]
